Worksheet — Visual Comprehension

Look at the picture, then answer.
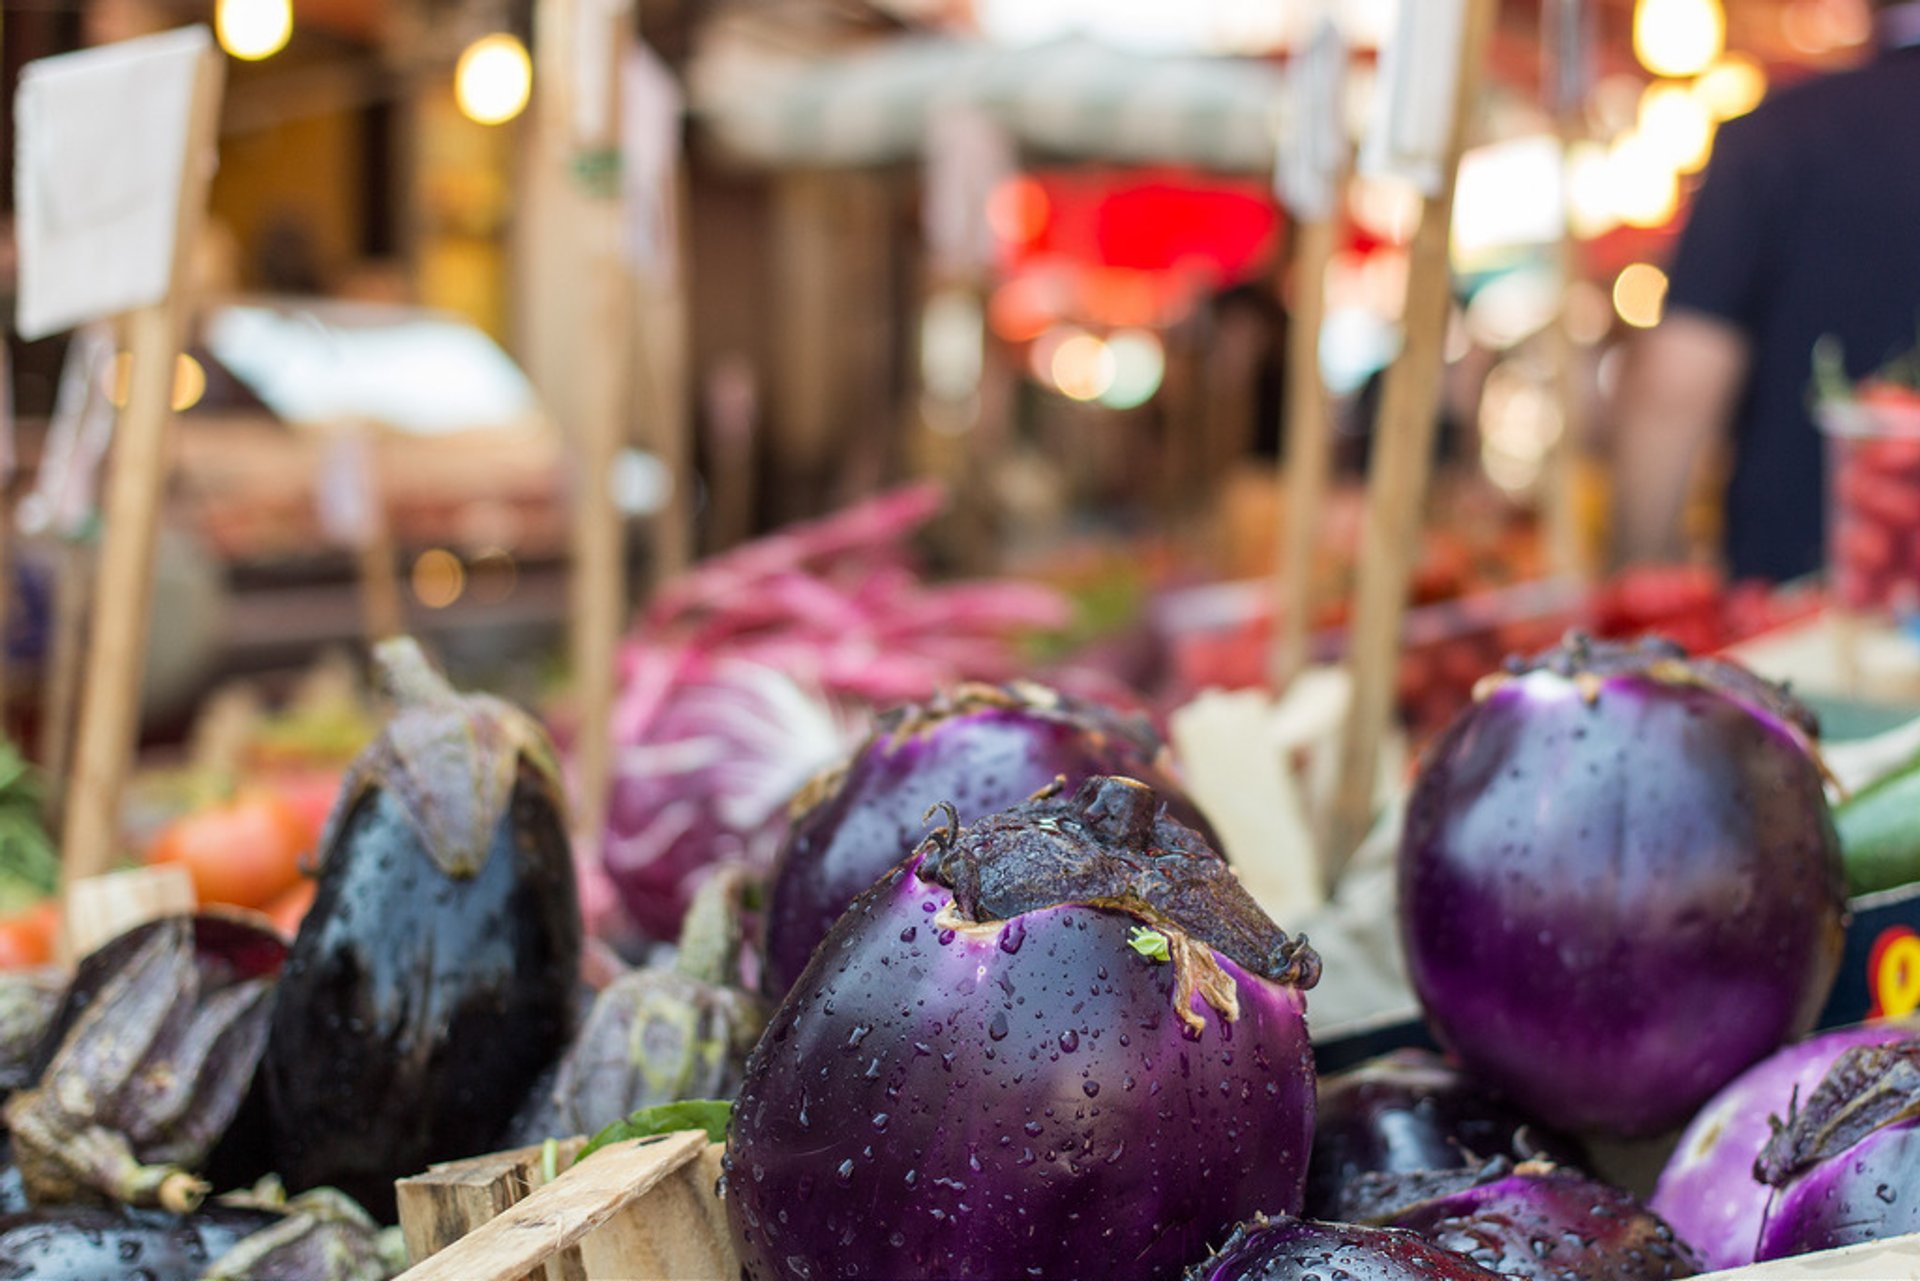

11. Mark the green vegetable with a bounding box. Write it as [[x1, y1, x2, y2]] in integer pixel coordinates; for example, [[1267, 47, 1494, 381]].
[[1837, 759, 1920, 896], [1129, 927, 1171, 962], [575, 1099, 733, 1162], [0, 743, 57, 914]]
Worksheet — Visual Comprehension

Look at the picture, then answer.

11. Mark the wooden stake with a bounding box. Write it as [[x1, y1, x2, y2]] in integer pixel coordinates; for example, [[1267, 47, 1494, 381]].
[[1325, 0, 1497, 876], [1544, 111, 1589, 580], [38, 539, 89, 817], [59, 47, 223, 885], [1271, 208, 1342, 687]]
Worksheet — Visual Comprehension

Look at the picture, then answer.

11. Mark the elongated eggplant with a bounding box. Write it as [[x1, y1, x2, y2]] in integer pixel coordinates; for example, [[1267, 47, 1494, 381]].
[[4, 914, 285, 1211], [259, 638, 580, 1218], [0, 1203, 278, 1281], [0, 969, 61, 1099]]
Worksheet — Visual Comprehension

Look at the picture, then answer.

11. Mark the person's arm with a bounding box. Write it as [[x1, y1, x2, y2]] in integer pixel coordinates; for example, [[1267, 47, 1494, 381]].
[[1610, 309, 1752, 567]]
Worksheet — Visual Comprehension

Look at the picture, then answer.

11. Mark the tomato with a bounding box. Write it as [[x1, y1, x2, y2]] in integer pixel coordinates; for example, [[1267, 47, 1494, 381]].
[[0, 900, 59, 969], [261, 768, 344, 850], [263, 878, 317, 940], [146, 791, 310, 910]]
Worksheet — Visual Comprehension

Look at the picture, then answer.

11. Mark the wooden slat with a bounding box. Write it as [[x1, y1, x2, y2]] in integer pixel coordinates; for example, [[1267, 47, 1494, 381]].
[[392, 1133, 704, 1281]]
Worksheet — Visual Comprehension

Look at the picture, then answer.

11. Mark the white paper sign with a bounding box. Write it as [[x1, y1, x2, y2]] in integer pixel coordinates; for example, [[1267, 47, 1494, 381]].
[[1358, 0, 1467, 197], [18, 325, 114, 538], [1277, 18, 1349, 222], [620, 40, 683, 277], [14, 26, 211, 341], [923, 105, 1015, 277]]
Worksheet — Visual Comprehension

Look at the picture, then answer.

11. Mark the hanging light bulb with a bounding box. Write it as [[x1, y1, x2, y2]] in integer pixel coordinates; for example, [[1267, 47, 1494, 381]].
[[216, 0, 293, 61], [1633, 0, 1725, 78], [455, 33, 533, 126]]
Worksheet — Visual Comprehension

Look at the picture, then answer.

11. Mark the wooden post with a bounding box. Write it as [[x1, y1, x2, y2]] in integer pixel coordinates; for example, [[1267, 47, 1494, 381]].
[[1324, 0, 1497, 876], [1271, 208, 1342, 687], [1544, 112, 1589, 579], [59, 47, 224, 885], [38, 539, 89, 817]]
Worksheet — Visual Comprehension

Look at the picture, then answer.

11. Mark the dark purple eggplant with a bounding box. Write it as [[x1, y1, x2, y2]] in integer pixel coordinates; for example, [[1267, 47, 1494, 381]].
[[509, 865, 765, 1145], [0, 1202, 278, 1281], [1307, 1050, 1584, 1221], [1185, 1216, 1506, 1281], [3, 914, 285, 1211], [1388, 1162, 1699, 1281], [201, 1186, 401, 1281], [0, 970, 61, 1099], [258, 638, 581, 1219], [762, 681, 1208, 996]]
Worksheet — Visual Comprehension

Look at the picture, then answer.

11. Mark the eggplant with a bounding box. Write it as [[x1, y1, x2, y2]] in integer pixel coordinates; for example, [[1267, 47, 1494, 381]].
[[259, 638, 580, 1219], [1307, 1050, 1584, 1222], [1185, 1216, 1506, 1281], [509, 865, 765, 1145], [0, 969, 61, 1100], [0, 1203, 277, 1281], [201, 1186, 401, 1281], [3, 914, 285, 1211]]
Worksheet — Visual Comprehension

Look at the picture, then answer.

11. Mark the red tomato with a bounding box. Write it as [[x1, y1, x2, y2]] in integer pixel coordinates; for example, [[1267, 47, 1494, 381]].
[[146, 792, 310, 910], [262, 768, 344, 852], [263, 879, 318, 940], [0, 900, 59, 969]]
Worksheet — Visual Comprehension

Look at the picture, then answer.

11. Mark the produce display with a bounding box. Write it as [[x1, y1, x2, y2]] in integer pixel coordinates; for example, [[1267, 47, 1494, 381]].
[[760, 680, 1201, 996], [726, 775, 1321, 1280], [258, 638, 581, 1218], [1400, 634, 1848, 1135], [1815, 336, 1920, 616]]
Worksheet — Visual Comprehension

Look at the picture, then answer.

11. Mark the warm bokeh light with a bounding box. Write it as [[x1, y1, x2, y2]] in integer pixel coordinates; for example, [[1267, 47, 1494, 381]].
[[1609, 131, 1682, 229], [986, 177, 1052, 246], [1348, 175, 1423, 245], [1566, 141, 1620, 240], [455, 33, 532, 126], [1638, 81, 1716, 174], [1613, 262, 1671, 329], [1695, 53, 1768, 120], [108, 351, 208, 412], [411, 548, 467, 609], [1634, 0, 1725, 78], [1099, 330, 1165, 409], [216, 0, 292, 61], [1050, 333, 1117, 402]]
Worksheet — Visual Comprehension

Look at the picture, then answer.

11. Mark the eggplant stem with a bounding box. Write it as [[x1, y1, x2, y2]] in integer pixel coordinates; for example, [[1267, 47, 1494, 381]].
[[159, 1170, 210, 1214]]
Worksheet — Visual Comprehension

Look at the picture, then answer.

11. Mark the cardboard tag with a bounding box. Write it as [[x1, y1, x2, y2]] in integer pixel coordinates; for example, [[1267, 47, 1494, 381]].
[[923, 105, 1014, 276], [14, 26, 212, 340], [1359, 0, 1467, 197], [620, 40, 683, 277], [1277, 17, 1349, 221]]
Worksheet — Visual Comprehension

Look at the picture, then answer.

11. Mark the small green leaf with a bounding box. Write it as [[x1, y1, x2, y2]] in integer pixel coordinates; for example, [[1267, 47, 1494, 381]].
[[1129, 927, 1171, 963], [540, 1137, 559, 1185], [575, 1099, 733, 1163]]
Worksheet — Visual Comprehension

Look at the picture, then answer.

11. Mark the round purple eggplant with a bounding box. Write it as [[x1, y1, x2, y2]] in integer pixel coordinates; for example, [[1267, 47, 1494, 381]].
[[1388, 1162, 1700, 1281], [1753, 1037, 1920, 1259], [1307, 1049, 1583, 1222], [257, 638, 580, 1219], [726, 775, 1320, 1281], [1400, 634, 1847, 1136], [1652, 1021, 1914, 1270], [1185, 1216, 1505, 1281], [761, 682, 1206, 996]]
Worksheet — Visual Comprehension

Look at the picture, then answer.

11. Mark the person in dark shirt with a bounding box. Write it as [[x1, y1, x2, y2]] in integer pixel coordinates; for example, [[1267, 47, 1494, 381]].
[[1612, 0, 1920, 581]]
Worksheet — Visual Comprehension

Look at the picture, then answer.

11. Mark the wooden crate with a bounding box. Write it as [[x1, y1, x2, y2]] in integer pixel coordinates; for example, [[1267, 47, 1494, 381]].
[[393, 1129, 1920, 1281]]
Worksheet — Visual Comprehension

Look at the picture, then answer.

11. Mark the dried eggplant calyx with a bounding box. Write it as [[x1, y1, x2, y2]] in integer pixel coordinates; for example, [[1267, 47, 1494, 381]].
[[2, 915, 283, 1211]]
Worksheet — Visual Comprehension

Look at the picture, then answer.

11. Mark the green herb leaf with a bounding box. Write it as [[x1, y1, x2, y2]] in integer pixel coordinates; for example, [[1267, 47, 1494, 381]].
[[575, 1099, 733, 1163], [1129, 926, 1171, 963]]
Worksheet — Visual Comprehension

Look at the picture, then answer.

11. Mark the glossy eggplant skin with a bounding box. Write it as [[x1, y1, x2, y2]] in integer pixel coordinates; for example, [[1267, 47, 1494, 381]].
[[260, 772, 579, 1219], [0, 1204, 276, 1281], [1187, 1217, 1505, 1281], [1307, 1050, 1584, 1222]]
